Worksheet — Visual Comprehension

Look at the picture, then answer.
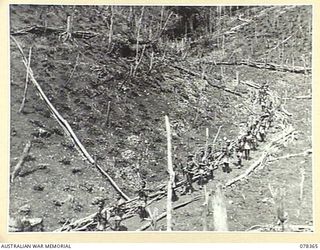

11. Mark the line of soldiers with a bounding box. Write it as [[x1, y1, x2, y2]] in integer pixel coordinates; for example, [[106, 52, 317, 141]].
[[92, 196, 127, 231], [93, 82, 276, 229], [180, 82, 275, 195], [180, 146, 221, 195]]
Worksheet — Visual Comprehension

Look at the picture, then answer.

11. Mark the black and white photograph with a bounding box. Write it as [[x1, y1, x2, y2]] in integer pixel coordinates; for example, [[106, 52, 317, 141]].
[[9, 5, 313, 233]]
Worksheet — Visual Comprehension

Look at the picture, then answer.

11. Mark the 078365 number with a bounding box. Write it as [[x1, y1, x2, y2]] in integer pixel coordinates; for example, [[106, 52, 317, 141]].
[[300, 244, 318, 248]]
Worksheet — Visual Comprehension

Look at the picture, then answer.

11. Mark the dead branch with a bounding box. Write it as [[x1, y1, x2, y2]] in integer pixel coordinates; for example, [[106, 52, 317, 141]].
[[295, 95, 311, 99], [148, 50, 154, 72], [55, 212, 97, 232], [137, 195, 201, 231], [197, 60, 311, 75], [59, 16, 72, 42], [11, 140, 32, 183], [133, 44, 146, 76], [189, 6, 278, 49], [280, 105, 293, 116], [71, 221, 96, 231], [211, 126, 222, 150], [145, 207, 159, 231], [19, 47, 32, 113], [152, 11, 174, 43], [268, 149, 312, 162], [284, 224, 314, 232], [105, 101, 111, 128], [241, 80, 260, 89], [135, 6, 145, 62], [11, 36, 130, 201], [246, 224, 313, 232], [266, 34, 294, 55], [65, 53, 80, 85], [210, 7, 277, 39], [224, 152, 269, 187], [11, 25, 99, 39]]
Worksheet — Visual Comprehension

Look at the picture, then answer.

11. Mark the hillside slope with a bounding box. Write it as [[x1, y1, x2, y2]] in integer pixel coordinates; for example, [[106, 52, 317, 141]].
[[9, 5, 312, 232]]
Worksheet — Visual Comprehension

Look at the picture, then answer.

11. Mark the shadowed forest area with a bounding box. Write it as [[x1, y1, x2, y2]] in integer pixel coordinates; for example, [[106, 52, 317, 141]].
[[9, 5, 312, 232]]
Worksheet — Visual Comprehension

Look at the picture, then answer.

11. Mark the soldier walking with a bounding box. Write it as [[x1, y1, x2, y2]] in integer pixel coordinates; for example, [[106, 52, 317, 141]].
[[222, 140, 232, 173], [235, 136, 244, 167], [112, 195, 126, 231], [243, 133, 251, 160], [182, 155, 197, 195], [198, 162, 206, 189], [259, 122, 267, 142], [137, 181, 150, 220]]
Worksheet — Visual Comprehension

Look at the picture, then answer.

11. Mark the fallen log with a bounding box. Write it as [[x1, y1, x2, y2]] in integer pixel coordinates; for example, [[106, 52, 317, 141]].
[[197, 60, 311, 75], [241, 80, 260, 89], [11, 25, 99, 39], [246, 224, 313, 232], [224, 126, 296, 187], [268, 149, 312, 162], [10, 140, 32, 183], [295, 95, 312, 99], [224, 151, 269, 188], [11, 36, 130, 201]]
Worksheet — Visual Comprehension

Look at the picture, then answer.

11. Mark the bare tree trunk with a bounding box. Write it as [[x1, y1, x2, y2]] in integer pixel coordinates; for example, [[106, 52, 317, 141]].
[[212, 183, 228, 231], [202, 186, 210, 231], [108, 6, 114, 50], [299, 167, 305, 201], [212, 125, 222, 150], [208, 8, 212, 34], [204, 127, 209, 158], [165, 115, 174, 231], [105, 101, 111, 128], [135, 6, 145, 62]]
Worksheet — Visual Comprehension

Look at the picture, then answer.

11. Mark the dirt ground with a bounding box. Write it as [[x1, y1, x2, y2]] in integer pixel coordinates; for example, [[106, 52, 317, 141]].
[[9, 5, 312, 232]]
